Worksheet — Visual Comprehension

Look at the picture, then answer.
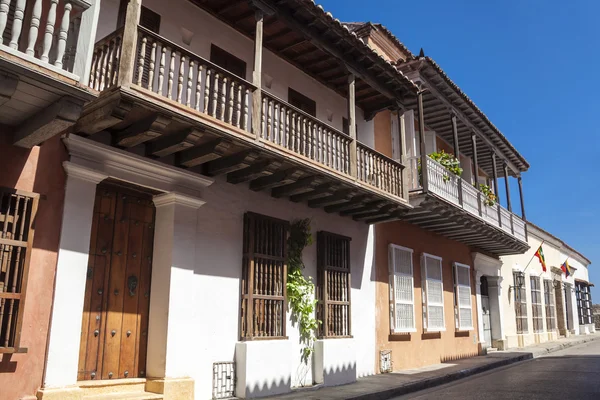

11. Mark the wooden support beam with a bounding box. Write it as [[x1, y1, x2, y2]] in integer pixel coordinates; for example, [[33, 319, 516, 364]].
[[352, 204, 396, 220], [289, 183, 337, 202], [249, 168, 302, 191], [324, 194, 369, 213], [279, 38, 308, 53], [251, 10, 264, 139], [74, 92, 130, 135], [417, 89, 428, 191], [364, 212, 403, 224], [176, 138, 231, 168], [204, 149, 260, 176], [471, 133, 479, 187], [116, 0, 141, 88], [340, 200, 386, 216], [271, 176, 319, 198], [13, 96, 83, 148], [110, 112, 158, 145], [518, 176, 526, 221], [227, 159, 281, 184], [0, 72, 18, 106], [146, 127, 199, 158], [504, 162, 512, 212], [347, 74, 358, 177], [491, 152, 500, 200], [308, 189, 353, 208]]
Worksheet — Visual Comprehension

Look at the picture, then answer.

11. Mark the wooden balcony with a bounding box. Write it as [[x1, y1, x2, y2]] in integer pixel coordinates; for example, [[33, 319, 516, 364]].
[[74, 25, 411, 222], [404, 156, 528, 255]]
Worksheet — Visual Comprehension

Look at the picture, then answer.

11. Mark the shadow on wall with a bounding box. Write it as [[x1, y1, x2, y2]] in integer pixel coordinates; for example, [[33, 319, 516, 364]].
[[246, 376, 292, 398], [322, 362, 357, 387]]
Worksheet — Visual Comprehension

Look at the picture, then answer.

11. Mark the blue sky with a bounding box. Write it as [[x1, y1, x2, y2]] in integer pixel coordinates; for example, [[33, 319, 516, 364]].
[[319, 0, 599, 298]]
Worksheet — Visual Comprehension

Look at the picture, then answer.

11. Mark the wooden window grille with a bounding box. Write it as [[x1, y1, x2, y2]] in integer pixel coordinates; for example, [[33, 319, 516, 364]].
[[317, 231, 351, 338], [513, 272, 528, 334], [388, 244, 415, 333], [530, 276, 543, 333], [453, 263, 473, 331], [240, 212, 288, 339], [422, 253, 445, 332], [543, 279, 556, 331], [0, 189, 38, 352]]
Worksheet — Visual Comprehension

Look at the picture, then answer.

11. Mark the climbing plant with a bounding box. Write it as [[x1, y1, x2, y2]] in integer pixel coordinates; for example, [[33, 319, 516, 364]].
[[287, 218, 320, 364], [428, 150, 463, 182]]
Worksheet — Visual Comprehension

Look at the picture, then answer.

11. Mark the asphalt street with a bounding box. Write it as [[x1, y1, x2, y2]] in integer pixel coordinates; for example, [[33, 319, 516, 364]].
[[392, 340, 600, 400]]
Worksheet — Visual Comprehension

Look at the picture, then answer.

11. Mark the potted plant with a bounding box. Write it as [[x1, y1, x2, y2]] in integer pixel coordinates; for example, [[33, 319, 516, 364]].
[[479, 183, 497, 206], [427, 150, 463, 183]]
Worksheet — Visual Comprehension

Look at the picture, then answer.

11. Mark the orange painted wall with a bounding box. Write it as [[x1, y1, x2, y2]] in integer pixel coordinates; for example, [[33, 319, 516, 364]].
[[0, 133, 67, 399], [374, 222, 480, 371]]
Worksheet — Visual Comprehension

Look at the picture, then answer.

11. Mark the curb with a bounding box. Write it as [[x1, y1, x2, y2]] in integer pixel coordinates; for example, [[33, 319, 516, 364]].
[[349, 334, 600, 400]]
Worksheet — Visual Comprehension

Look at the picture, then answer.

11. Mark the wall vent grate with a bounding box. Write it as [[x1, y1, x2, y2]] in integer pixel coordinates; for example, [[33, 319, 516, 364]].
[[213, 361, 235, 399]]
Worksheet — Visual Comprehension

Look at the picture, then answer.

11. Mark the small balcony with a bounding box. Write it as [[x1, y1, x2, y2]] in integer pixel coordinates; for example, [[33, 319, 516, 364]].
[[405, 156, 528, 255], [76, 12, 413, 222]]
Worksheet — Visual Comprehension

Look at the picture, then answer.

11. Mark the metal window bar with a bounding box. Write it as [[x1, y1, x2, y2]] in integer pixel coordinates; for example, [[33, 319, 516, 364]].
[[240, 212, 288, 339], [317, 231, 351, 338], [543, 280, 556, 331], [212, 361, 235, 399], [0, 189, 38, 351]]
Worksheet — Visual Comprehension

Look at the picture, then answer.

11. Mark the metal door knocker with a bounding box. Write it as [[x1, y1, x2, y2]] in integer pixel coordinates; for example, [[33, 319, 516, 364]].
[[128, 275, 138, 296]]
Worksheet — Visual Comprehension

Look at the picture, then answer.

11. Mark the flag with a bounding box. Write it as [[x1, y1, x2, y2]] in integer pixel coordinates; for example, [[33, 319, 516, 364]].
[[534, 245, 547, 272], [561, 259, 572, 277]]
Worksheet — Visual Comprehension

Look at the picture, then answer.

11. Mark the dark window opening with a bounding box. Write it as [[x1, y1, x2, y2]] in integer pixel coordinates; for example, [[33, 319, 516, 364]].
[[118, 1, 161, 33], [210, 45, 247, 79], [480, 276, 489, 297], [288, 88, 316, 117]]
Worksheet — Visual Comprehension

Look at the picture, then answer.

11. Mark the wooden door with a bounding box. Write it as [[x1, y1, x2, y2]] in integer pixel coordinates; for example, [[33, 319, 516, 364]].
[[78, 184, 155, 380]]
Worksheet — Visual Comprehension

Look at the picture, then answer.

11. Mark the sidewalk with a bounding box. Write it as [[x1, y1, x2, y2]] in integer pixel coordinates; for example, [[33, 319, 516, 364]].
[[271, 333, 600, 400]]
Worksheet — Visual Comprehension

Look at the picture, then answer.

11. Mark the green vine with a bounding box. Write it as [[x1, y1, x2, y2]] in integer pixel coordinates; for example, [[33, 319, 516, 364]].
[[479, 183, 498, 207], [287, 219, 320, 364], [428, 150, 463, 182]]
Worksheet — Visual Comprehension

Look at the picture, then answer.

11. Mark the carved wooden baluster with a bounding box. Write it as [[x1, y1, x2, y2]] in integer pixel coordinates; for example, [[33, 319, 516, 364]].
[[279, 104, 284, 146], [308, 122, 314, 159], [89, 50, 98, 89], [285, 109, 291, 149], [186, 59, 194, 107], [203, 68, 211, 113], [235, 84, 242, 128], [260, 97, 266, 138], [41, 0, 59, 63], [99, 44, 109, 90], [111, 37, 121, 85], [195, 64, 203, 111], [243, 88, 249, 130], [316, 126, 322, 163], [54, 2, 72, 68], [210, 73, 219, 117], [300, 117, 306, 156], [104, 40, 114, 88], [219, 76, 227, 120], [167, 50, 175, 99], [147, 40, 156, 90], [267, 99, 273, 141], [26, 0, 42, 56], [177, 55, 185, 103], [158, 46, 166, 95], [312, 123, 317, 160], [228, 81, 235, 124], [136, 35, 147, 86], [0, 0, 11, 38], [290, 112, 296, 150], [9, 0, 27, 49]]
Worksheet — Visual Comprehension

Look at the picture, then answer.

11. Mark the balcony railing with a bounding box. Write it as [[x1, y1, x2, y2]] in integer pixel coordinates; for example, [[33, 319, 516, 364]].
[[88, 25, 408, 202], [0, 0, 87, 77], [421, 156, 527, 242]]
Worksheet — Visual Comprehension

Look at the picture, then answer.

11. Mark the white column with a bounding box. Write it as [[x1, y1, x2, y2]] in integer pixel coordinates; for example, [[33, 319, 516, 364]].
[[488, 276, 505, 345], [43, 162, 107, 388], [474, 270, 485, 346], [73, 0, 102, 85], [146, 192, 205, 379]]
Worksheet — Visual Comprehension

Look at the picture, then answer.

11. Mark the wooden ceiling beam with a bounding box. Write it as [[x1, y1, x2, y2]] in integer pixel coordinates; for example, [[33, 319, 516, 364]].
[[271, 176, 320, 198], [145, 127, 199, 158], [308, 189, 353, 208], [176, 138, 231, 168], [227, 159, 280, 184], [324, 194, 369, 213], [204, 149, 260, 176], [290, 183, 338, 202], [249, 168, 303, 191]]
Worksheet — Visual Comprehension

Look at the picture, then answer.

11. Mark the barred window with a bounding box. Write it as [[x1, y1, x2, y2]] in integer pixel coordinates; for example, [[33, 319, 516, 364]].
[[317, 231, 351, 338], [0, 189, 38, 351], [240, 212, 288, 339], [422, 254, 445, 331], [543, 279, 556, 331], [388, 245, 415, 333], [576, 281, 593, 325], [530, 276, 543, 333], [513, 272, 528, 334], [453, 263, 473, 331]]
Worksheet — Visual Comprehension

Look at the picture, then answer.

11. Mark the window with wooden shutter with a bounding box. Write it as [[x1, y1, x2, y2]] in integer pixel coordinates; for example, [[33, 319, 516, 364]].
[[288, 88, 316, 117], [544, 279, 556, 331], [422, 253, 444, 331], [513, 272, 528, 334], [453, 263, 473, 330], [530, 276, 543, 332], [388, 245, 415, 333], [240, 212, 288, 339], [317, 231, 351, 338], [0, 188, 39, 352]]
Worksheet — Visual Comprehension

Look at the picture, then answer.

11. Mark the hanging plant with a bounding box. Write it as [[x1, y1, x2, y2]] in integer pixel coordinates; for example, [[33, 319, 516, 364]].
[[428, 150, 463, 182], [479, 183, 498, 207], [287, 219, 320, 364]]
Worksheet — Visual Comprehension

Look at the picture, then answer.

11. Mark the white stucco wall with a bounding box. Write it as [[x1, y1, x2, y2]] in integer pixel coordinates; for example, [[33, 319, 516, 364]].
[[95, 0, 375, 147]]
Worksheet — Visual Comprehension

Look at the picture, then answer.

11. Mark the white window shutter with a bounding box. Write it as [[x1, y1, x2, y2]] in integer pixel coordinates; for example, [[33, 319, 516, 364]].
[[454, 263, 473, 330], [423, 254, 445, 331], [389, 244, 415, 333]]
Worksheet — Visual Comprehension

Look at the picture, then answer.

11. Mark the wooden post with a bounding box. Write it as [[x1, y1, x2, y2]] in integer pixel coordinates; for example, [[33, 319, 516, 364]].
[[471, 133, 479, 188], [73, 0, 102, 85], [251, 9, 264, 139], [117, 0, 142, 88], [397, 110, 409, 199], [518, 175, 526, 220], [491, 152, 500, 198], [504, 162, 512, 212], [417, 89, 428, 191], [451, 111, 463, 205], [348, 74, 357, 178]]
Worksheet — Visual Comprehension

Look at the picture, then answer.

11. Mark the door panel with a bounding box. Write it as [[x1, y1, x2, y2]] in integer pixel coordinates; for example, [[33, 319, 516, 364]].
[[481, 295, 492, 348], [78, 185, 155, 381]]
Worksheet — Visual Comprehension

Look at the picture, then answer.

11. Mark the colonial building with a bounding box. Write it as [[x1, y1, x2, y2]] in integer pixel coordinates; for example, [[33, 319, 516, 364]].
[[344, 22, 530, 368], [500, 223, 594, 349]]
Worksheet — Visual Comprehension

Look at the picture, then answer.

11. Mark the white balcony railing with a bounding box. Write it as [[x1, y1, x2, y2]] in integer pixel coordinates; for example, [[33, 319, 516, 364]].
[[415, 157, 527, 242]]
